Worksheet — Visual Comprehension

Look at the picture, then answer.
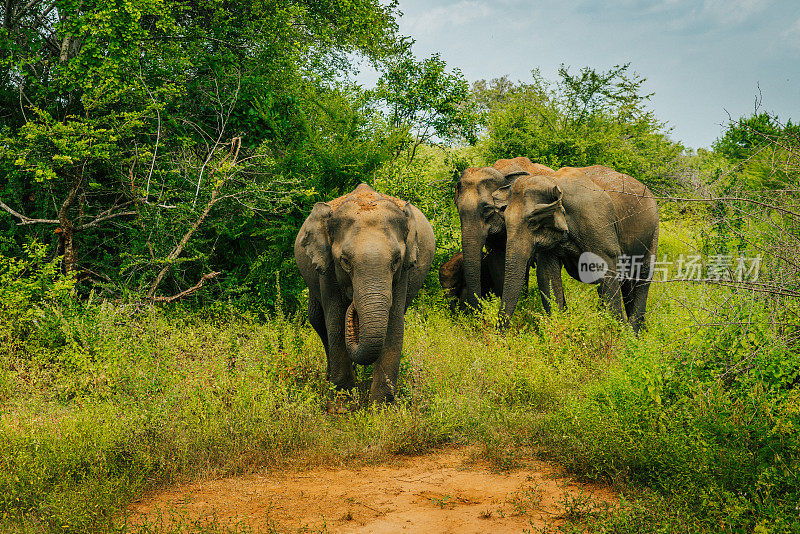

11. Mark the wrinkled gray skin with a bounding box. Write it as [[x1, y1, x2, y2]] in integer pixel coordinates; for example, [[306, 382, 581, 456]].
[[501, 166, 659, 333], [294, 183, 435, 403], [456, 157, 553, 310]]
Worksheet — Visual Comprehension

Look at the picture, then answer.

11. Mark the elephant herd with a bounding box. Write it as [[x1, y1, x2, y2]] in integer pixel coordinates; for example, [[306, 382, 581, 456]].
[[295, 158, 659, 403]]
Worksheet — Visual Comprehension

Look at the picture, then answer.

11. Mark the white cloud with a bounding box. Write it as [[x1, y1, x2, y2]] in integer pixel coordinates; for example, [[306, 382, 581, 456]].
[[782, 17, 800, 48], [648, 0, 773, 33], [701, 0, 771, 25], [400, 1, 493, 36]]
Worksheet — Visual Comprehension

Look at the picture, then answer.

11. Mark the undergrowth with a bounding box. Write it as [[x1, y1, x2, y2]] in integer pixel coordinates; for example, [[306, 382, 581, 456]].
[[0, 241, 798, 533]]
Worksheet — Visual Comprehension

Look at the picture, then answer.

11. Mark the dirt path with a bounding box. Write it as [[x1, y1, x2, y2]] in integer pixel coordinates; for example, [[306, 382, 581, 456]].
[[129, 448, 615, 533]]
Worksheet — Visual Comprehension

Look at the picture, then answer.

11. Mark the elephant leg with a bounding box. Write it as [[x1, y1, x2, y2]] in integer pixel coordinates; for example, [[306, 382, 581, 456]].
[[536, 253, 565, 314], [599, 273, 625, 323], [627, 281, 651, 334], [370, 350, 401, 404], [308, 296, 328, 356], [621, 280, 636, 320], [308, 296, 335, 382], [322, 300, 355, 390]]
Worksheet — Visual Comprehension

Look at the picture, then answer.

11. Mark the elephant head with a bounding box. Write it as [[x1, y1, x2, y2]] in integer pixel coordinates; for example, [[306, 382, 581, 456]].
[[299, 183, 419, 366], [455, 165, 528, 308], [501, 175, 569, 319]]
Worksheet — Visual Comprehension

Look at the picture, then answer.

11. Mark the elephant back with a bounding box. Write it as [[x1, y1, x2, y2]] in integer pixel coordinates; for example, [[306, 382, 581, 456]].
[[494, 156, 556, 177], [577, 166, 659, 256], [327, 183, 406, 213]]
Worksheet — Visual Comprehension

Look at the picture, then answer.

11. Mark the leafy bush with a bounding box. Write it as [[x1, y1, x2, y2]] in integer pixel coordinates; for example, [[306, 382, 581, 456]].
[[0, 243, 75, 348], [474, 65, 687, 193]]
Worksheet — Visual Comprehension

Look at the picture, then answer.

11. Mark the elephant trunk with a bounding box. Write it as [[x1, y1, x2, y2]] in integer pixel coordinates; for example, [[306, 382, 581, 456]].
[[501, 240, 531, 321], [345, 282, 392, 366], [461, 219, 487, 309]]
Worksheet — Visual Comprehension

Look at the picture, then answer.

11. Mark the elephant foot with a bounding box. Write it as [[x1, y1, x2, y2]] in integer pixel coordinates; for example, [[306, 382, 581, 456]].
[[369, 372, 397, 404]]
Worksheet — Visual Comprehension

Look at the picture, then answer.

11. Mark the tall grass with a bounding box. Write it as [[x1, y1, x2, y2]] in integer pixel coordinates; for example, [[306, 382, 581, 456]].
[[0, 230, 798, 533]]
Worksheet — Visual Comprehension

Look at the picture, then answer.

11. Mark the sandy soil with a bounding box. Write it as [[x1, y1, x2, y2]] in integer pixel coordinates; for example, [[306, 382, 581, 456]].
[[129, 448, 615, 533]]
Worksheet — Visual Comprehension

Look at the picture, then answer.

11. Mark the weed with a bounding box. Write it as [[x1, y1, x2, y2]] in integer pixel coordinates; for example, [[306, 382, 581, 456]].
[[507, 485, 544, 516], [0, 252, 798, 532]]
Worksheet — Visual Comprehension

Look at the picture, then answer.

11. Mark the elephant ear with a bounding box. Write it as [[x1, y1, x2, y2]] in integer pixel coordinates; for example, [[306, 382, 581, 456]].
[[500, 164, 529, 183], [527, 185, 568, 232], [493, 166, 528, 211], [454, 180, 462, 205], [403, 203, 419, 268], [491, 184, 511, 211], [299, 202, 334, 272]]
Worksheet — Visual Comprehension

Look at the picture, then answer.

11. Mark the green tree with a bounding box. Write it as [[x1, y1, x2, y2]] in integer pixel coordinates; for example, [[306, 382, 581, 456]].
[[713, 112, 799, 162], [375, 52, 481, 163], [476, 65, 686, 192], [0, 0, 411, 307]]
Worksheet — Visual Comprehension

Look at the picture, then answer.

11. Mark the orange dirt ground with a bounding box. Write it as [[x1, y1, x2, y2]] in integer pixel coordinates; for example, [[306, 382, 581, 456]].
[[129, 447, 616, 533]]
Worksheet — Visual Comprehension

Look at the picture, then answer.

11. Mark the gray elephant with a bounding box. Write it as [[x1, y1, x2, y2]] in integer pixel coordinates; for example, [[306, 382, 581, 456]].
[[294, 183, 435, 403], [455, 157, 555, 310], [501, 165, 659, 333]]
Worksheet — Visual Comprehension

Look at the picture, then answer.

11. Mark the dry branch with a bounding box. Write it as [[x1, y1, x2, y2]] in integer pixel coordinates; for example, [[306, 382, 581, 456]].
[[0, 197, 139, 228], [151, 271, 221, 303], [0, 198, 59, 225], [146, 137, 241, 299]]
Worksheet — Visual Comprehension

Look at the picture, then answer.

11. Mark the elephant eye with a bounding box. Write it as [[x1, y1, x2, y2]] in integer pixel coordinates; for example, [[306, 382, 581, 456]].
[[391, 254, 402, 271], [526, 215, 542, 230], [340, 255, 352, 271], [481, 204, 494, 219]]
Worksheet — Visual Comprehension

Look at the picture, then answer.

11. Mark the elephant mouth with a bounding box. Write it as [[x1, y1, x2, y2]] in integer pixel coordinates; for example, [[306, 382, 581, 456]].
[[345, 302, 360, 351]]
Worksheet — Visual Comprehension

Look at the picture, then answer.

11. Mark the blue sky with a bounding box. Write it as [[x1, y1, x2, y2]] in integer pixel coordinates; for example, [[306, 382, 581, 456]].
[[367, 0, 800, 149]]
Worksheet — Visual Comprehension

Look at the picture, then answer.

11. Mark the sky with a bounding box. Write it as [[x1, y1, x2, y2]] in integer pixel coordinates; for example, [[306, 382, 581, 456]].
[[363, 0, 800, 150]]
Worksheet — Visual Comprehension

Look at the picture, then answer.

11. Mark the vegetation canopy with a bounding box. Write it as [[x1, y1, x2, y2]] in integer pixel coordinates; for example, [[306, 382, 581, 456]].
[[0, 1, 799, 533]]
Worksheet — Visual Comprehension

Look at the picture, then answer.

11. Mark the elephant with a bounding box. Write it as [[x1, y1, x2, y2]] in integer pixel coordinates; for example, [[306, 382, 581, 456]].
[[455, 157, 555, 310], [500, 165, 659, 333], [438, 250, 494, 312], [294, 183, 435, 403]]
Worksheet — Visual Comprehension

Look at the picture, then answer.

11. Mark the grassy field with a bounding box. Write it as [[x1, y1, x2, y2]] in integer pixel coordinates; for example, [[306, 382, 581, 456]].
[[0, 221, 798, 533]]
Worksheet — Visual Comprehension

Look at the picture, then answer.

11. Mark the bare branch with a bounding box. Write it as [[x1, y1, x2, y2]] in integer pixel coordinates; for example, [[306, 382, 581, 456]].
[[1, 197, 138, 230], [627, 193, 800, 219], [193, 71, 241, 207], [151, 271, 221, 303], [9, 0, 45, 27], [653, 278, 800, 299], [148, 177, 223, 297], [76, 210, 137, 230], [138, 72, 161, 203], [0, 198, 59, 225], [147, 136, 244, 298]]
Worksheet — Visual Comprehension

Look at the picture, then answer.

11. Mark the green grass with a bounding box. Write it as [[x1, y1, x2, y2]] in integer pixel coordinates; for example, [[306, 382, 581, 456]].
[[0, 267, 798, 533]]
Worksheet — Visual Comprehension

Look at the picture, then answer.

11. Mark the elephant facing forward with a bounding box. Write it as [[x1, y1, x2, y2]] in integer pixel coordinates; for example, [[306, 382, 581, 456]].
[[294, 183, 435, 403], [455, 157, 554, 310], [501, 166, 659, 333]]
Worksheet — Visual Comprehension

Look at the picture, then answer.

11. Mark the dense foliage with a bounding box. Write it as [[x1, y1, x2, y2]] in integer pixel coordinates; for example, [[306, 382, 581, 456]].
[[1, 2, 799, 533], [473, 64, 687, 193], [2, 3, 695, 310], [0, 0, 478, 309]]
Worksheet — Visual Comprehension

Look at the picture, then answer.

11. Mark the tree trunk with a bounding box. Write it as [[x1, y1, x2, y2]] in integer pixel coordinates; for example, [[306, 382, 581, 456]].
[[58, 176, 81, 273]]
